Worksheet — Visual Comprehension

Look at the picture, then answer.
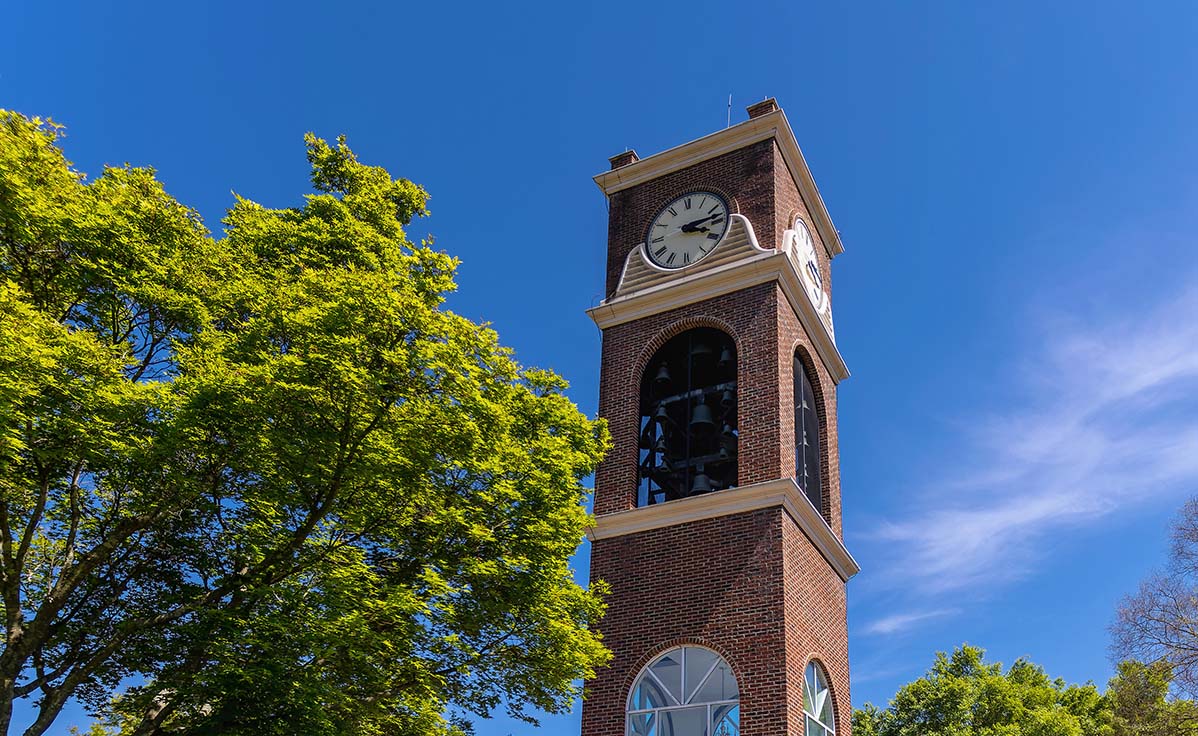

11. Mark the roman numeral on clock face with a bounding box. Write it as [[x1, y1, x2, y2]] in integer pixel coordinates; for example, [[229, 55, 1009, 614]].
[[645, 191, 730, 270]]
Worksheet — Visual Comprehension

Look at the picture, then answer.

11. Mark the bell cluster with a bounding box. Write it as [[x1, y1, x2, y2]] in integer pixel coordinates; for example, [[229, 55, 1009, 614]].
[[638, 329, 739, 506]]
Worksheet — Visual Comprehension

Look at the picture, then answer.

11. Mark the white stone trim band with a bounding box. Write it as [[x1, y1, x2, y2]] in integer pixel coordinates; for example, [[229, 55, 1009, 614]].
[[586, 478, 860, 582]]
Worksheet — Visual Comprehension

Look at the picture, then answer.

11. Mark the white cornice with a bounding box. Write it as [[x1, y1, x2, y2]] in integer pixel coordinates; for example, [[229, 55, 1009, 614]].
[[586, 239, 850, 384], [593, 109, 844, 258], [586, 478, 860, 582]]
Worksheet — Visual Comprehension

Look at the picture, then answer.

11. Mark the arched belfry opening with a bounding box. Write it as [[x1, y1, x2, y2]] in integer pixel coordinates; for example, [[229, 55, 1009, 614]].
[[794, 350, 823, 515], [638, 327, 737, 506]]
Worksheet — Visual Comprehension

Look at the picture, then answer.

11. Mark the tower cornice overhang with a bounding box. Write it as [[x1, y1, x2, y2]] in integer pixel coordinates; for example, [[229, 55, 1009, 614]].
[[593, 109, 845, 258], [586, 477, 860, 582]]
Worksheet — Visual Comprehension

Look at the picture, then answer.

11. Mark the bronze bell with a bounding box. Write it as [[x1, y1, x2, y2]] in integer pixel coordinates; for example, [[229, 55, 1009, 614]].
[[718, 345, 733, 370], [721, 388, 734, 408], [689, 402, 716, 431], [722, 423, 736, 441], [654, 362, 671, 385], [718, 446, 730, 461], [691, 468, 713, 494], [689, 341, 713, 361], [653, 436, 667, 454]]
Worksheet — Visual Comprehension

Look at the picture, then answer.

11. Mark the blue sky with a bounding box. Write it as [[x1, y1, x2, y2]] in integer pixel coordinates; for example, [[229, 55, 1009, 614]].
[[5, 0, 1198, 732]]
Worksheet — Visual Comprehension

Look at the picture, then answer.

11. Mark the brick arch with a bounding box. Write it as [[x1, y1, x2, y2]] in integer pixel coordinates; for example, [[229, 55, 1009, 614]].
[[620, 637, 745, 711], [634, 316, 740, 380], [801, 655, 842, 733], [790, 342, 832, 525]]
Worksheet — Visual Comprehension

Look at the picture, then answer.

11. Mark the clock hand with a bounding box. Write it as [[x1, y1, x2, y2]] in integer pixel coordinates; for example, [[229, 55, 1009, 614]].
[[680, 214, 720, 232]]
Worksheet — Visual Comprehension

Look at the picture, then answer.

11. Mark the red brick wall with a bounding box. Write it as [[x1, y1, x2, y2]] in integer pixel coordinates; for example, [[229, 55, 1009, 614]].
[[773, 144, 833, 299], [782, 515, 851, 735], [779, 305, 843, 539], [772, 141, 842, 538], [582, 509, 851, 736], [584, 132, 850, 736], [593, 284, 782, 516], [604, 140, 777, 297], [583, 508, 789, 736]]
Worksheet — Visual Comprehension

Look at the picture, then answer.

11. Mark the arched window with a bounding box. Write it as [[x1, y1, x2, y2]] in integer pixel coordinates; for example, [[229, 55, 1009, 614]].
[[638, 327, 737, 507], [794, 352, 822, 513], [628, 646, 739, 736], [803, 661, 835, 736]]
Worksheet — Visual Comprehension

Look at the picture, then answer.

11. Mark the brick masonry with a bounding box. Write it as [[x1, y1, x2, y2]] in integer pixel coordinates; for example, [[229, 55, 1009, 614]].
[[583, 128, 849, 736]]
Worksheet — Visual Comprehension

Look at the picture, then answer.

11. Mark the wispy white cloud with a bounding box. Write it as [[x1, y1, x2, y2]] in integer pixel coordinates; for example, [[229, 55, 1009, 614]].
[[861, 609, 960, 636], [873, 288, 1198, 593], [851, 663, 916, 685]]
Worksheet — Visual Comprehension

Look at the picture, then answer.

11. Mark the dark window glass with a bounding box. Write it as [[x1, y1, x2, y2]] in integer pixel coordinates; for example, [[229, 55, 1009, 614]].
[[795, 354, 822, 512], [638, 328, 737, 506]]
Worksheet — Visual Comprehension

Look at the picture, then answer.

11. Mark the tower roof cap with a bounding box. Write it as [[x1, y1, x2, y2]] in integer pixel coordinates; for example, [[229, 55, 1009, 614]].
[[593, 103, 844, 258]]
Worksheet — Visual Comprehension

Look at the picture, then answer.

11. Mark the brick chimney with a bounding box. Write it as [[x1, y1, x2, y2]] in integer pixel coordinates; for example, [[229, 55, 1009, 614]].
[[746, 97, 779, 119], [608, 149, 639, 169]]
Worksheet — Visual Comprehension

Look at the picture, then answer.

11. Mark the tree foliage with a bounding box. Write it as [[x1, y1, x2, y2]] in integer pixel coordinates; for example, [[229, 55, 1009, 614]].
[[854, 645, 1198, 736], [1113, 497, 1198, 699], [851, 646, 1111, 736], [1108, 660, 1198, 736], [0, 111, 611, 735]]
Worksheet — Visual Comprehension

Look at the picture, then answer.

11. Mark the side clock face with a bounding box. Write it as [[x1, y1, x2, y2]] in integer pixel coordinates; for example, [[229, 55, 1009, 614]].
[[794, 219, 823, 298], [792, 217, 835, 338], [645, 191, 730, 269]]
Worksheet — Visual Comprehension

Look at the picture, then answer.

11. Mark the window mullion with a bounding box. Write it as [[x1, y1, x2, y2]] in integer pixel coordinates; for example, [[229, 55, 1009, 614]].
[[645, 668, 681, 707], [687, 659, 720, 704]]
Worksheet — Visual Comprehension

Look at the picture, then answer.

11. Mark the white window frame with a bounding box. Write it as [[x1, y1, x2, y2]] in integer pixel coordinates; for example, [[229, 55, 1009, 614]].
[[626, 646, 739, 736], [802, 660, 835, 736]]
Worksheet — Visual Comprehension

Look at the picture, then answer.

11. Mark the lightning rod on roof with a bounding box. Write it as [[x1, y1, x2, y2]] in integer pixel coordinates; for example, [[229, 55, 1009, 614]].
[[726, 93, 732, 127]]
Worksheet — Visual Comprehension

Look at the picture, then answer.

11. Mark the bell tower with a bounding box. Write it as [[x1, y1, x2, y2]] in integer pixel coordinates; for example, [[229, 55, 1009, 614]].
[[581, 99, 858, 736]]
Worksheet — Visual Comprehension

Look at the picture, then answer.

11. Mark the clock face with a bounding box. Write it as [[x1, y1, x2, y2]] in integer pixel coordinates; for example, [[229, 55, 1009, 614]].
[[644, 191, 730, 269], [794, 219, 823, 301], [792, 217, 835, 339]]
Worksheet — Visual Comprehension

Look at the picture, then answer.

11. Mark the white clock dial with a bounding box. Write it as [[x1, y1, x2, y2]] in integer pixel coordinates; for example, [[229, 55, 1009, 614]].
[[792, 217, 835, 339], [644, 191, 730, 269], [794, 219, 823, 303]]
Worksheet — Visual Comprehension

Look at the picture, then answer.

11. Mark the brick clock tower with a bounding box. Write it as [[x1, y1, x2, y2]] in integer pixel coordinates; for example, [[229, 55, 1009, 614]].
[[580, 99, 858, 736]]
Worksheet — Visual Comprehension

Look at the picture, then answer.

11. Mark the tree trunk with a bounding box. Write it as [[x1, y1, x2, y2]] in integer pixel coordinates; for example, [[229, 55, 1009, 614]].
[[0, 675, 16, 736]]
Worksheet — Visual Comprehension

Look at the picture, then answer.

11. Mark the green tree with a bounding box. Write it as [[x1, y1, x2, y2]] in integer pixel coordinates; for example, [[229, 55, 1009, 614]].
[[1108, 660, 1198, 736], [0, 111, 611, 735], [1113, 498, 1198, 698], [851, 645, 1113, 736]]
